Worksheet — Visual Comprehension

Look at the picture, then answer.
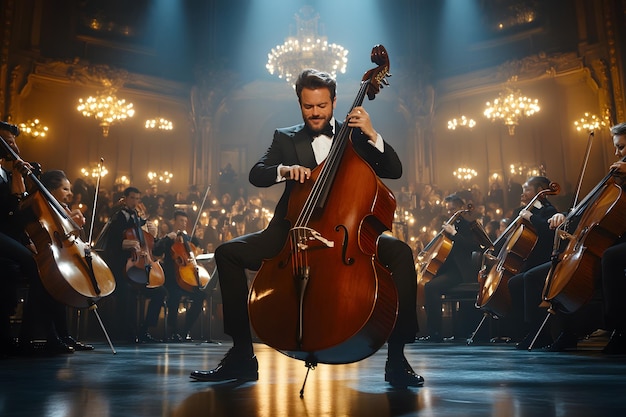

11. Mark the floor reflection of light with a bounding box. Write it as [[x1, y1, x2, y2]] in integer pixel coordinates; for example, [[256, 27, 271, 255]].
[[44, 389, 110, 417]]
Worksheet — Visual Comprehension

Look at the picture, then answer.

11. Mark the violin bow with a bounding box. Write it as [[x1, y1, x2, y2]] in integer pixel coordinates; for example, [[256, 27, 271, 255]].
[[190, 184, 211, 239]]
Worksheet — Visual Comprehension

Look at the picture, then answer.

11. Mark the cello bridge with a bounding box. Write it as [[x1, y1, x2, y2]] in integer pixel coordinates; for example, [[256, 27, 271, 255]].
[[292, 227, 335, 251]]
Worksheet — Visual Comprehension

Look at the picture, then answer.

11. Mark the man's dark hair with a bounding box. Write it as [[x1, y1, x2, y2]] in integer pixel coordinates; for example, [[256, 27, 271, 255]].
[[173, 209, 188, 219], [444, 194, 465, 208], [0, 121, 20, 137], [526, 176, 550, 191], [295, 69, 337, 103], [610, 122, 626, 137], [123, 186, 141, 196]]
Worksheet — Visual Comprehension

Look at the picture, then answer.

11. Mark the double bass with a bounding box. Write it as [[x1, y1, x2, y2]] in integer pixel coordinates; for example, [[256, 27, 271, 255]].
[[124, 210, 165, 289], [475, 182, 560, 318], [248, 45, 397, 366], [0, 137, 115, 308], [543, 156, 626, 314]]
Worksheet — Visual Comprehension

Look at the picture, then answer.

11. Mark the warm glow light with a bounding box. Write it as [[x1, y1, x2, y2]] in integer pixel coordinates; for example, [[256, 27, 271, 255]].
[[447, 115, 476, 130], [81, 163, 108, 179], [18, 119, 49, 138], [148, 170, 173, 184], [484, 78, 540, 135], [77, 90, 135, 137], [573, 112, 609, 132], [453, 167, 478, 182], [266, 6, 348, 84], [145, 118, 173, 131]]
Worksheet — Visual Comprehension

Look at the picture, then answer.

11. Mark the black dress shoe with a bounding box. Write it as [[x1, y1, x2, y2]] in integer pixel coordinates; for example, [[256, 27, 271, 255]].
[[136, 332, 161, 344], [168, 333, 184, 343], [190, 348, 259, 382], [385, 357, 425, 388], [45, 337, 75, 354], [61, 335, 95, 351], [542, 332, 578, 352], [602, 331, 626, 354], [417, 335, 442, 343]]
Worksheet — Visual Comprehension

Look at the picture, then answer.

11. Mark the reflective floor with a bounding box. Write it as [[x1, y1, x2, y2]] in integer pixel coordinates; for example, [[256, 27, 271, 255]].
[[1, 334, 625, 417]]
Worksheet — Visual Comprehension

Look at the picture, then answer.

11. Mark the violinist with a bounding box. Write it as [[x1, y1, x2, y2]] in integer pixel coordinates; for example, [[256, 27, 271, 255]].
[[190, 69, 423, 387], [419, 194, 483, 342], [99, 186, 165, 343], [152, 210, 207, 342], [504, 176, 558, 349], [598, 121, 626, 354]]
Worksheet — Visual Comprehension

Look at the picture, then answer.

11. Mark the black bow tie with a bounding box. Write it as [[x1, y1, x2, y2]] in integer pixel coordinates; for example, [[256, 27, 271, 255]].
[[308, 123, 334, 139]]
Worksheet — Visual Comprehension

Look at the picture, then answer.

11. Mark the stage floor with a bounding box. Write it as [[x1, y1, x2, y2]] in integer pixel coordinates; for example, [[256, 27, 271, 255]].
[[1, 335, 625, 417]]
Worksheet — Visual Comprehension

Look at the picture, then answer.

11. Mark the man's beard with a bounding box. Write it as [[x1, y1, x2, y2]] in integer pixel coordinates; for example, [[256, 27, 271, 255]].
[[305, 116, 332, 136]]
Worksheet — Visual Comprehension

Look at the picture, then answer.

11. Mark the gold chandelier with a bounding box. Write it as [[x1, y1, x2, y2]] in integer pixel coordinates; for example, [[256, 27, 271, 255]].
[[266, 6, 348, 84], [147, 170, 173, 184], [447, 115, 476, 130], [484, 78, 540, 136], [77, 90, 135, 137], [145, 118, 173, 131], [18, 119, 49, 138], [453, 167, 478, 182], [573, 112, 609, 132]]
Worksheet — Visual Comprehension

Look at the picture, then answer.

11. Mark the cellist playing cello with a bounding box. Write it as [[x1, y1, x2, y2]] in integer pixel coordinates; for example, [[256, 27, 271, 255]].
[[512, 122, 626, 354], [596, 121, 626, 354], [98, 186, 166, 343], [190, 68, 424, 387]]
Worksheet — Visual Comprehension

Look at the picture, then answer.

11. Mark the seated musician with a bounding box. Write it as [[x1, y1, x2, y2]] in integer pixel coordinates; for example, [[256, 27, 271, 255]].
[[152, 210, 207, 342], [0, 124, 80, 355], [419, 194, 484, 342], [189, 69, 424, 387], [512, 122, 626, 354], [97, 186, 166, 343], [598, 121, 626, 354], [505, 176, 558, 348]]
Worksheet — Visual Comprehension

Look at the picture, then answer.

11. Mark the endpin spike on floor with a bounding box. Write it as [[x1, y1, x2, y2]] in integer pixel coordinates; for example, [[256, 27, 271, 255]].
[[467, 313, 489, 345], [528, 312, 551, 352], [299, 361, 317, 398], [89, 301, 116, 354]]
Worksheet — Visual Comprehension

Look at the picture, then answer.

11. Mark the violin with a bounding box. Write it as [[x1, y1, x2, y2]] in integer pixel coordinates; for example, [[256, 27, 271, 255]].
[[171, 230, 211, 292], [124, 212, 165, 288], [475, 182, 560, 318], [543, 156, 626, 314], [0, 137, 115, 308]]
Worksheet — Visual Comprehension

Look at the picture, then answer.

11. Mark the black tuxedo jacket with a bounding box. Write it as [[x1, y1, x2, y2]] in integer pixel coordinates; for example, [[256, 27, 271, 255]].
[[249, 122, 402, 233]]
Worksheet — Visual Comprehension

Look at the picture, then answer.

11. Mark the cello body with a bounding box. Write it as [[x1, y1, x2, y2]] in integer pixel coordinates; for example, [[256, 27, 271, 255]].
[[544, 181, 626, 313], [124, 225, 165, 289], [248, 46, 398, 365], [171, 232, 211, 292], [20, 189, 116, 308], [475, 219, 537, 317]]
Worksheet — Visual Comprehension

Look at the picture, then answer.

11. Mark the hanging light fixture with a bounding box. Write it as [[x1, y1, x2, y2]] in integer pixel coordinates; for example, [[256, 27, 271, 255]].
[[77, 89, 135, 137], [147, 170, 173, 185], [484, 77, 540, 136], [573, 112, 609, 132], [145, 118, 173, 131], [266, 6, 348, 84], [81, 163, 108, 179], [447, 115, 476, 130], [18, 119, 49, 138], [453, 167, 478, 182]]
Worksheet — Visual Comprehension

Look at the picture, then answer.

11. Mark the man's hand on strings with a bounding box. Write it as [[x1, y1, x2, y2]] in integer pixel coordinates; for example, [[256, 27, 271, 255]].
[[281, 165, 312, 183]]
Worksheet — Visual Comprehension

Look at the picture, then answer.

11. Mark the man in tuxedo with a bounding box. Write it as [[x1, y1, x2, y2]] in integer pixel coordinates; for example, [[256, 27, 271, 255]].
[[190, 69, 423, 387]]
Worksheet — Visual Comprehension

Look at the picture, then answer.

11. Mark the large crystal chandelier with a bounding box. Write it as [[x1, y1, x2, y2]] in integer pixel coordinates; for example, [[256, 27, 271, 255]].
[[484, 77, 540, 136], [266, 6, 348, 84], [77, 89, 135, 137]]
